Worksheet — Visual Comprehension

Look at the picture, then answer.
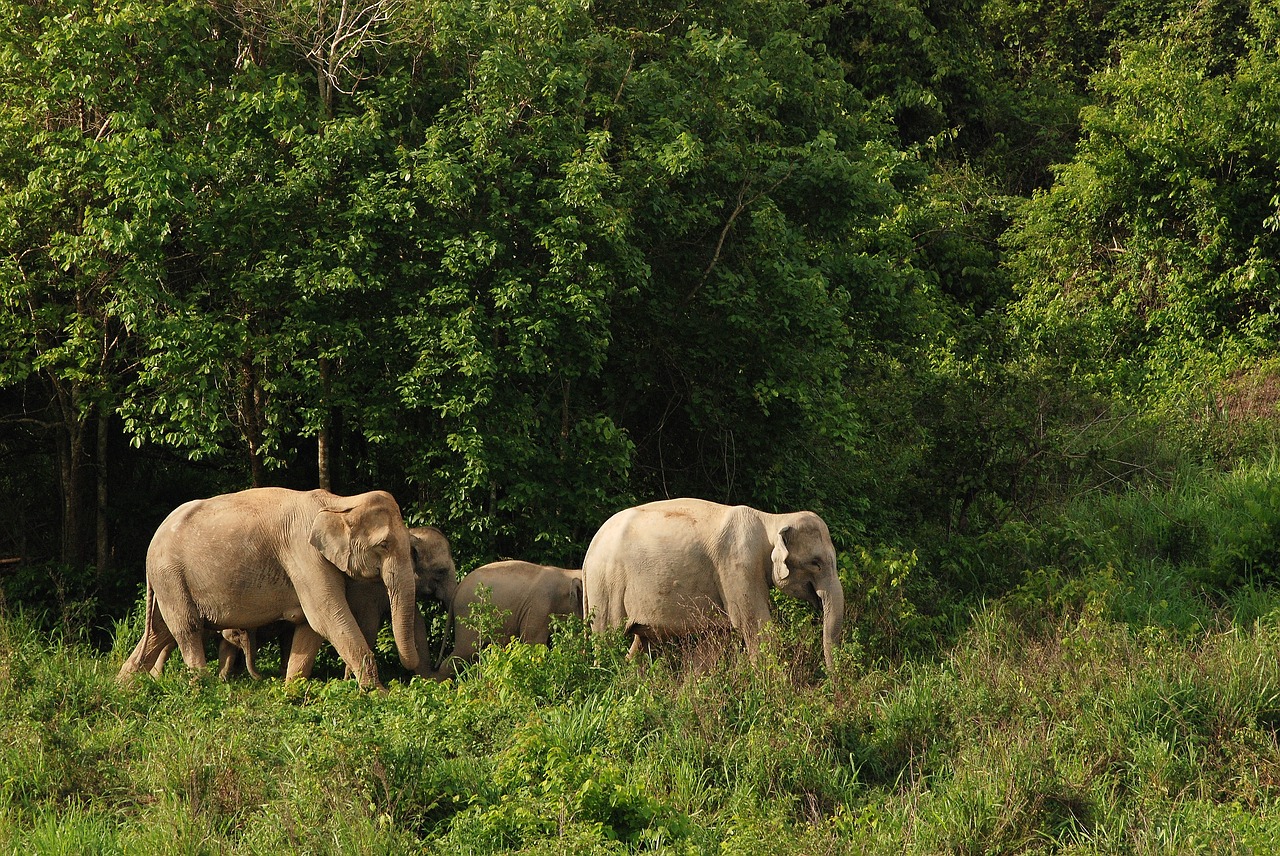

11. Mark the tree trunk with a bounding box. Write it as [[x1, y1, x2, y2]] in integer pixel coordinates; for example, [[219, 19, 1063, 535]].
[[318, 427, 332, 491], [240, 357, 267, 487], [96, 403, 109, 574], [318, 356, 332, 491], [55, 390, 89, 569]]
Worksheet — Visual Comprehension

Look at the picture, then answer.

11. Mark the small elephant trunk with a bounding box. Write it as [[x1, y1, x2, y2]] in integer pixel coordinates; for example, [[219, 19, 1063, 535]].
[[384, 559, 421, 672], [818, 580, 845, 673]]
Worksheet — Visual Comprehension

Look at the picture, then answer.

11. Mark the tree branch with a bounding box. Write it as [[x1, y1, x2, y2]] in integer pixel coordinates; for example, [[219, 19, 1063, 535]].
[[685, 166, 794, 303]]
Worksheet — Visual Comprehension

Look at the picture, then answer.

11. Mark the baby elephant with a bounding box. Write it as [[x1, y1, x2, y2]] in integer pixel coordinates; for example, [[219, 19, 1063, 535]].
[[437, 561, 583, 678], [216, 622, 294, 680]]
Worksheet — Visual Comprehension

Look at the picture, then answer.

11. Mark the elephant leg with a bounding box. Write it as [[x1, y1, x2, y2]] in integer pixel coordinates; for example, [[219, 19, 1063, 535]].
[[627, 632, 649, 660], [172, 628, 208, 673], [217, 634, 239, 680], [724, 590, 772, 662], [284, 624, 323, 681], [451, 622, 478, 663], [297, 579, 384, 689], [139, 629, 178, 677], [432, 649, 460, 680], [433, 621, 471, 680], [411, 607, 433, 678], [160, 598, 208, 674], [150, 641, 175, 677], [139, 634, 179, 677], [342, 592, 382, 680], [118, 590, 176, 680]]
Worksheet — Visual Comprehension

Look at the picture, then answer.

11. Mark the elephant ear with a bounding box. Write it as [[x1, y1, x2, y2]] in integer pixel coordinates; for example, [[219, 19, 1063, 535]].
[[309, 506, 355, 575], [770, 525, 792, 583]]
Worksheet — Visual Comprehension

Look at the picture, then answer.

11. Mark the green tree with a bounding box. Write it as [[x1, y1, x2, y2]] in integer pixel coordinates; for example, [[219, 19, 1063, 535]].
[[1007, 4, 1280, 423], [590, 0, 917, 534], [0, 0, 226, 567]]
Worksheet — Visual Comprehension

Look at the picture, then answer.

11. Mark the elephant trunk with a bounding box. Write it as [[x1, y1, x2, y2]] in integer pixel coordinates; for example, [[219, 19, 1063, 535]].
[[428, 572, 458, 675], [817, 579, 845, 673], [384, 557, 421, 672]]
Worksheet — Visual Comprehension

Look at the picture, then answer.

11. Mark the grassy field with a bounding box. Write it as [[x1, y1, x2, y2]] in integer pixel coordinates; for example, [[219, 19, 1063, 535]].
[[5, 464, 1280, 853]]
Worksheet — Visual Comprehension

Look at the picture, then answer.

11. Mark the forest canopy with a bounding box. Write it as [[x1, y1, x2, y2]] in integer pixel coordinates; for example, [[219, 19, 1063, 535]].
[[2, 0, 1278, 624]]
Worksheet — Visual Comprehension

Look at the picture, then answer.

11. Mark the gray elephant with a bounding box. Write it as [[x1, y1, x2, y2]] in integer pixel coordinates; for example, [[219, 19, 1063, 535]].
[[117, 488, 423, 690], [214, 622, 293, 680], [217, 628, 260, 679], [581, 498, 845, 671], [436, 561, 583, 678], [336, 525, 456, 679], [211, 527, 456, 681]]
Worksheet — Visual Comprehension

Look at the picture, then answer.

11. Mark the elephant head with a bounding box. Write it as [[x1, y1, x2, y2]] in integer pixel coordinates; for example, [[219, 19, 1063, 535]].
[[409, 526, 458, 607], [309, 490, 420, 672], [769, 512, 844, 672]]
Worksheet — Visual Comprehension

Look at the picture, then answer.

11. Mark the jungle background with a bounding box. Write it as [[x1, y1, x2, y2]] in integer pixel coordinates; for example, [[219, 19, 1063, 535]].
[[4, 0, 1280, 851]]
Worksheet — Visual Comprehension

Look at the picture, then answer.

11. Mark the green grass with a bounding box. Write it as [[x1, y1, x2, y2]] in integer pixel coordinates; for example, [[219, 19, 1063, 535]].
[[6, 461, 1280, 853], [5, 595, 1280, 853]]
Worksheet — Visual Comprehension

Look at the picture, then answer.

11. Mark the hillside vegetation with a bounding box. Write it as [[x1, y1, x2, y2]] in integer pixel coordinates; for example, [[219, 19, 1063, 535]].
[[3, 0, 1280, 851]]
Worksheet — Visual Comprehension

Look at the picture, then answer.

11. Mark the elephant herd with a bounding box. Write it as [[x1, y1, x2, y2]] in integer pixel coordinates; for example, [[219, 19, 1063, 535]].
[[117, 488, 845, 689]]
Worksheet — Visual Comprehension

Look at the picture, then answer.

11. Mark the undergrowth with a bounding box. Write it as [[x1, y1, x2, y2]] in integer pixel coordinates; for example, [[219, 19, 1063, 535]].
[[5, 461, 1280, 852]]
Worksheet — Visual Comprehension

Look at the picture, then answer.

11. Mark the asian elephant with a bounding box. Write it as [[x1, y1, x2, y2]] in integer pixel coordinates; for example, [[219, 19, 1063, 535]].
[[436, 561, 583, 678], [335, 526, 457, 679], [215, 622, 293, 680], [212, 528, 456, 682], [581, 498, 845, 671], [218, 628, 260, 679], [117, 488, 423, 690]]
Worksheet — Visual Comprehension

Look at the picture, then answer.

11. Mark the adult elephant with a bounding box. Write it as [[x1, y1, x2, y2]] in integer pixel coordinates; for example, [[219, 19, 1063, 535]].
[[338, 526, 456, 679], [582, 498, 845, 671], [436, 561, 583, 678], [213, 527, 457, 681], [117, 488, 423, 689]]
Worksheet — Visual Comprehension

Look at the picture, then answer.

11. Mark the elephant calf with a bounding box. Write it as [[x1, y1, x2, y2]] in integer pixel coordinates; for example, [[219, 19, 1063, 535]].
[[436, 561, 583, 678], [216, 622, 294, 679]]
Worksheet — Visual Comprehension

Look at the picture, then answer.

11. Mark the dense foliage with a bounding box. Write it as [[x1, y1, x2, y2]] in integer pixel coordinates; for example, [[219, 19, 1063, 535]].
[[3, 0, 1271, 581], [3, 0, 1280, 849]]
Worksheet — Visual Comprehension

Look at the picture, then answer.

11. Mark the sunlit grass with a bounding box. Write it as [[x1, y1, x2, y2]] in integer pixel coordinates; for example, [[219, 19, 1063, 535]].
[[6, 461, 1280, 851]]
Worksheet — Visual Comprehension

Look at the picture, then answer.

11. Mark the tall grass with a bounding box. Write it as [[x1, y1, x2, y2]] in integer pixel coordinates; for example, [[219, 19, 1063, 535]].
[[5, 460, 1280, 852], [6, 604, 1280, 853]]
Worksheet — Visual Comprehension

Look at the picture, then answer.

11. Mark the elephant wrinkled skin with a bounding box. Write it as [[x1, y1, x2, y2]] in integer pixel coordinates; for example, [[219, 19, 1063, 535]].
[[117, 488, 422, 689], [581, 498, 845, 671], [436, 561, 583, 678], [337, 525, 457, 679], [214, 527, 456, 682]]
